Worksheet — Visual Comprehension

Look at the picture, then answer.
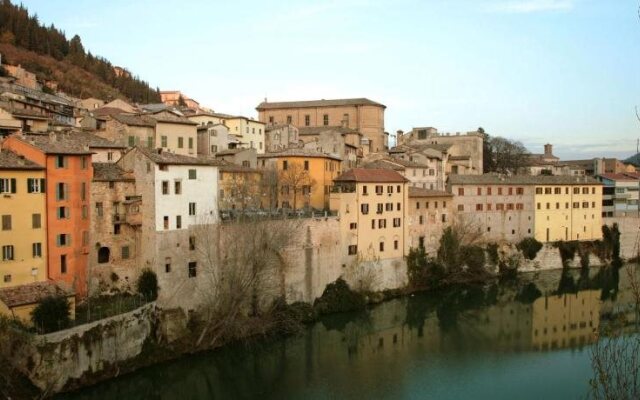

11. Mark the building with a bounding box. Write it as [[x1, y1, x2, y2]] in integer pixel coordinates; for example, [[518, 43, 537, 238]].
[[4, 64, 38, 90], [363, 157, 443, 190], [215, 148, 257, 169], [98, 113, 157, 149], [256, 98, 387, 153], [196, 123, 233, 156], [3, 133, 93, 296], [222, 116, 266, 154], [397, 127, 483, 175], [597, 172, 640, 217], [330, 168, 409, 261], [78, 97, 106, 111], [147, 110, 198, 156], [159, 90, 200, 109], [388, 144, 448, 187], [298, 126, 362, 169], [0, 281, 75, 324], [265, 124, 299, 152], [407, 187, 453, 253], [218, 162, 263, 211], [117, 147, 220, 307], [449, 175, 603, 243], [0, 149, 47, 288], [258, 149, 342, 210], [89, 163, 141, 292]]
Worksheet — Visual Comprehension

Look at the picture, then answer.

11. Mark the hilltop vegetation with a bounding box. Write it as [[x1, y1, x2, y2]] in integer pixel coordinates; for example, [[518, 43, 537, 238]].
[[0, 0, 160, 102]]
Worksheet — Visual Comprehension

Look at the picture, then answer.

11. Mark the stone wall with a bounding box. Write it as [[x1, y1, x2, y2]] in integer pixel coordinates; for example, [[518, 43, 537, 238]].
[[18, 303, 156, 393], [604, 216, 639, 260]]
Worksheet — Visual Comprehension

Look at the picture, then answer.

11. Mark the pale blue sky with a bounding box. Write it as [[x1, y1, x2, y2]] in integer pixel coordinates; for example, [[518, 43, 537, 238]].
[[20, 0, 640, 159]]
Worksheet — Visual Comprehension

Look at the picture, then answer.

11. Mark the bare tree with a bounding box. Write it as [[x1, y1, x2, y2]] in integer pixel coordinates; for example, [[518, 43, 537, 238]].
[[278, 163, 316, 210], [220, 170, 262, 211], [188, 217, 303, 348], [260, 165, 279, 210], [484, 136, 529, 174]]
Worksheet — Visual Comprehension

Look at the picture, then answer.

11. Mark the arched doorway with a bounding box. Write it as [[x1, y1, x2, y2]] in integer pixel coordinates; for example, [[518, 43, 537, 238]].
[[98, 247, 110, 264]]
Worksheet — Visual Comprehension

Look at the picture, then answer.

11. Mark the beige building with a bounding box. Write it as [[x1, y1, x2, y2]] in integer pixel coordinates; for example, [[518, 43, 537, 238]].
[[265, 124, 299, 152], [257, 98, 387, 153], [330, 168, 409, 261], [148, 110, 198, 156], [363, 157, 443, 191], [197, 123, 233, 156], [298, 126, 362, 169], [407, 187, 453, 253]]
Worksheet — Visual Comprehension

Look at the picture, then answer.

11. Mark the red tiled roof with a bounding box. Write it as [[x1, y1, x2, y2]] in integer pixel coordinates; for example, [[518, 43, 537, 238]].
[[408, 186, 452, 198], [0, 281, 73, 308], [598, 172, 640, 181], [334, 168, 408, 183]]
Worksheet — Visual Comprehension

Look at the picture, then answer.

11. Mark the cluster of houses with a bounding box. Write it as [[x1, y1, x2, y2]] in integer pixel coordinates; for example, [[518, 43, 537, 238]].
[[0, 66, 639, 322]]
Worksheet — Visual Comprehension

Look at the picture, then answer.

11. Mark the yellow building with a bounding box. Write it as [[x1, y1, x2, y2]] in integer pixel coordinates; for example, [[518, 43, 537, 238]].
[[0, 149, 47, 288], [0, 281, 76, 323], [218, 162, 263, 211], [258, 149, 341, 210], [330, 168, 409, 260], [534, 178, 603, 241], [188, 113, 266, 154]]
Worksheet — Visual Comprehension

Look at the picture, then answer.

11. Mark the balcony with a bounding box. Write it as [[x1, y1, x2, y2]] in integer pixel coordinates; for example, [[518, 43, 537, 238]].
[[113, 212, 142, 226]]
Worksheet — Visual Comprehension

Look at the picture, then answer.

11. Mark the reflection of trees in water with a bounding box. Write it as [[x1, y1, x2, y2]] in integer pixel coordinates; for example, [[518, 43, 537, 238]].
[[554, 265, 621, 301]]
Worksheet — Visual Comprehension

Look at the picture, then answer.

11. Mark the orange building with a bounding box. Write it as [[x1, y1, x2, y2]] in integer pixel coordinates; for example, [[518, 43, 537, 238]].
[[3, 133, 93, 296]]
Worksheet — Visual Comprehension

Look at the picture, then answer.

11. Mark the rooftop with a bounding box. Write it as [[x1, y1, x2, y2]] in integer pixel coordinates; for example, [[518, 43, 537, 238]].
[[598, 172, 640, 182], [0, 149, 44, 170], [112, 113, 156, 128], [256, 98, 386, 110], [219, 161, 261, 173], [147, 110, 198, 126], [93, 162, 134, 182], [449, 174, 602, 186], [16, 133, 95, 155], [134, 147, 224, 166], [258, 148, 342, 161], [408, 187, 453, 198], [297, 126, 362, 136], [334, 168, 408, 183], [0, 281, 73, 308]]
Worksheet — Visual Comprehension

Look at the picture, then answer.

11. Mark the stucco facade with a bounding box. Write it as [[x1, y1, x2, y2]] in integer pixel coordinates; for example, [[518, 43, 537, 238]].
[[407, 187, 453, 254]]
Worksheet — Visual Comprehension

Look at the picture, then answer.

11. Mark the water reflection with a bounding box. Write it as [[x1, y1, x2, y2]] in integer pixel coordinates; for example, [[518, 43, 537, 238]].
[[58, 265, 639, 400]]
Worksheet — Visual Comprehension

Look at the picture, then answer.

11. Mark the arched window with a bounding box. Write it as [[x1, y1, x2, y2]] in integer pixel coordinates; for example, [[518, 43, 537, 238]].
[[98, 247, 110, 264]]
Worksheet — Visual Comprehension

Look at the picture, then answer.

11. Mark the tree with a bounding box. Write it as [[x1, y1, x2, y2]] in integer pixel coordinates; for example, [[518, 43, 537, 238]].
[[260, 165, 280, 210], [278, 162, 316, 210], [220, 170, 262, 211], [137, 269, 158, 301], [177, 95, 187, 107], [31, 296, 71, 333], [483, 135, 529, 174]]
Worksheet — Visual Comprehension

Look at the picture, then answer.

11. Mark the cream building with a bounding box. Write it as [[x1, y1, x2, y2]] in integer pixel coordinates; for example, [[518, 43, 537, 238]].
[[330, 168, 409, 261], [148, 110, 198, 156], [407, 187, 453, 254]]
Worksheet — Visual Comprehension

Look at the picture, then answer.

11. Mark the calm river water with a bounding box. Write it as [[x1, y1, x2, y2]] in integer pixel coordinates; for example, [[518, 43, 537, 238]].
[[58, 265, 639, 400]]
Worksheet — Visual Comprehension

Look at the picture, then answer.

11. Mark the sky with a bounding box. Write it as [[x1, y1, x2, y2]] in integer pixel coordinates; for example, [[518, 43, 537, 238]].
[[19, 0, 640, 160]]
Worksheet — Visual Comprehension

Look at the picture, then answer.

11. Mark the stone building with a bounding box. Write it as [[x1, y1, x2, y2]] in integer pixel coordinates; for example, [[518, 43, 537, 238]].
[[363, 157, 442, 190], [89, 163, 140, 293], [265, 124, 299, 152], [298, 126, 361, 169], [256, 98, 387, 153], [196, 123, 233, 156], [397, 127, 483, 175], [218, 162, 263, 211], [147, 110, 198, 156], [215, 148, 257, 168], [117, 147, 220, 308], [407, 187, 453, 254]]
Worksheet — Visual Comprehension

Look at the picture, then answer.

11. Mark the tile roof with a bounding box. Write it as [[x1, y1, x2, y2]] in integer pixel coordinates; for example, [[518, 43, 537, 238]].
[[112, 113, 156, 128], [449, 174, 602, 186], [18, 133, 94, 155], [93, 163, 134, 182], [258, 148, 342, 161], [598, 172, 640, 182], [92, 107, 130, 117], [0, 281, 73, 308], [408, 186, 453, 198], [362, 159, 404, 171], [219, 161, 261, 173], [134, 147, 224, 166], [0, 149, 44, 170], [256, 98, 386, 110], [297, 126, 362, 136], [147, 111, 198, 125], [334, 168, 408, 183]]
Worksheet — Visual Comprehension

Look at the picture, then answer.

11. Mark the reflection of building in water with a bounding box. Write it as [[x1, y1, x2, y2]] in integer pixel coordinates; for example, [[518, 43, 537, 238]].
[[531, 290, 600, 351]]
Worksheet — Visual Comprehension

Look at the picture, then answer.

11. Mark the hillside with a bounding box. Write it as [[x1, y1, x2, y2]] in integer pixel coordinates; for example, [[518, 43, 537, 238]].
[[0, 0, 160, 102]]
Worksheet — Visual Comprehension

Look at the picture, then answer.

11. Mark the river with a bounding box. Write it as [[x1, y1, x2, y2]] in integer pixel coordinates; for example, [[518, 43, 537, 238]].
[[58, 265, 639, 400]]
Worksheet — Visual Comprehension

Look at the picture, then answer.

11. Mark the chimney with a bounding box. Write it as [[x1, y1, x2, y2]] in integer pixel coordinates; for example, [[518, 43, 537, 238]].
[[544, 143, 553, 157], [397, 129, 404, 136]]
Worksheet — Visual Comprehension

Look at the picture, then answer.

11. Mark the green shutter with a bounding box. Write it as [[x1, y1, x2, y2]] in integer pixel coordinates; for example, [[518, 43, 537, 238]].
[[27, 178, 33, 193], [40, 179, 46, 192], [10, 179, 16, 194]]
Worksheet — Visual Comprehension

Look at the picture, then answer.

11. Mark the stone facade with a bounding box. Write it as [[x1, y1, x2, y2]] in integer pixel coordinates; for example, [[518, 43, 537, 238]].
[[407, 187, 453, 254]]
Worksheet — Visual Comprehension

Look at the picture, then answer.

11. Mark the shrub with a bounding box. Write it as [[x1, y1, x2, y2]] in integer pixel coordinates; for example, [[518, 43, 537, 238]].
[[437, 226, 462, 272], [516, 282, 542, 304], [517, 237, 543, 260], [313, 278, 365, 315], [31, 296, 71, 333], [486, 243, 499, 265], [555, 241, 578, 267], [136, 269, 158, 301], [407, 246, 428, 287], [110, 272, 119, 282], [460, 245, 485, 272]]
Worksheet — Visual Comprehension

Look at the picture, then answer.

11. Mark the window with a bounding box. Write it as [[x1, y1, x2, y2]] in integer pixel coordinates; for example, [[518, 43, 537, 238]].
[[516, 187, 524, 195], [375, 185, 384, 195], [362, 185, 368, 195], [393, 218, 401, 227], [348, 245, 358, 255], [387, 185, 394, 194], [377, 203, 384, 214], [27, 178, 45, 193], [163, 216, 169, 229], [188, 261, 197, 278], [107, 152, 114, 161], [3, 275, 11, 283], [269, 116, 274, 124], [147, 137, 154, 149], [189, 202, 196, 216], [56, 183, 67, 200], [176, 215, 182, 229], [56, 234, 70, 247], [0, 178, 15, 194], [81, 182, 86, 201], [60, 255, 67, 274], [282, 160, 288, 170], [361, 204, 369, 214], [96, 202, 104, 217], [544, 187, 551, 194], [323, 114, 329, 126], [121, 246, 130, 260], [397, 185, 401, 193], [189, 236, 196, 251], [573, 187, 580, 194], [385, 203, 393, 211], [458, 188, 464, 196], [211, 145, 218, 153], [582, 202, 589, 208], [162, 181, 169, 195], [2, 245, 14, 261], [286, 115, 292, 124], [372, 220, 376, 229], [82, 205, 88, 219], [55, 155, 66, 168], [378, 219, 387, 228], [114, 224, 121, 235], [507, 203, 514, 210], [350, 222, 357, 230], [178, 137, 184, 148], [174, 180, 182, 195], [32, 213, 41, 228], [304, 160, 309, 170], [165, 261, 172, 273], [416, 202, 420, 210], [476, 204, 483, 211], [498, 187, 503, 195], [83, 231, 89, 246], [188, 169, 197, 179], [496, 204, 504, 211], [477, 187, 482, 195], [487, 187, 492, 195], [161, 136, 168, 147], [379, 242, 385, 252], [554, 187, 561, 194], [457, 205, 464, 211], [128, 136, 135, 147], [419, 215, 424, 225], [304, 115, 310, 126], [394, 240, 399, 250], [397, 203, 401, 211], [1, 215, 11, 230], [57, 207, 69, 219], [188, 138, 194, 149]]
